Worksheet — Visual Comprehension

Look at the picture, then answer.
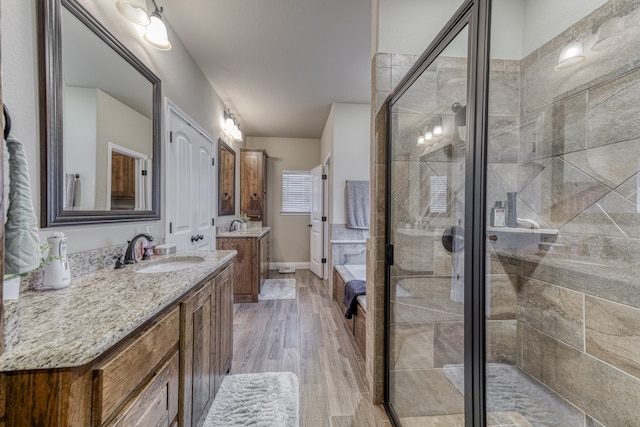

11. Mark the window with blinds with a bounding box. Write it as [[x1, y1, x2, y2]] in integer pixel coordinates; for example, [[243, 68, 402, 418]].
[[282, 170, 311, 213], [430, 176, 448, 213]]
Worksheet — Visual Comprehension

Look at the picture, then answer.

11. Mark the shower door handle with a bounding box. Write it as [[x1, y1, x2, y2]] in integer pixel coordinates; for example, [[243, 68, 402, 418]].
[[487, 234, 498, 241]]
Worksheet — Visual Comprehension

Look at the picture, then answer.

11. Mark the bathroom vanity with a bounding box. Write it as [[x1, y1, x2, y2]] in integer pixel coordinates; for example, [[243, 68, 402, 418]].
[[217, 227, 270, 303], [0, 250, 236, 427]]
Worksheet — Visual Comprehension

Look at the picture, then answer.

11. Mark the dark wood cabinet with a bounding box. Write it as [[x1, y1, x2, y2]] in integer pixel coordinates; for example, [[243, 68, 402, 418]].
[[217, 230, 270, 303], [181, 280, 215, 427], [111, 152, 136, 199], [240, 149, 268, 225], [215, 264, 233, 392]]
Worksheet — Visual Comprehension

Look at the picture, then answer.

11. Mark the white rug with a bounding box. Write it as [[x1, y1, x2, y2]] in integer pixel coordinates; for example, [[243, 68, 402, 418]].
[[259, 279, 296, 300], [203, 372, 299, 427]]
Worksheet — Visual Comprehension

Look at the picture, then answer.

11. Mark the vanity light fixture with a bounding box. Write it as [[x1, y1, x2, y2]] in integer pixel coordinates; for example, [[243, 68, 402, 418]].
[[592, 16, 624, 51], [554, 41, 585, 70], [116, 0, 150, 26], [224, 110, 243, 142], [143, 0, 172, 51]]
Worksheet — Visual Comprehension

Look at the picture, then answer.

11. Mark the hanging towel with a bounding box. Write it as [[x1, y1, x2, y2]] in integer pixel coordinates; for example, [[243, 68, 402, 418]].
[[5, 136, 41, 275], [345, 180, 369, 229], [65, 173, 76, 209]]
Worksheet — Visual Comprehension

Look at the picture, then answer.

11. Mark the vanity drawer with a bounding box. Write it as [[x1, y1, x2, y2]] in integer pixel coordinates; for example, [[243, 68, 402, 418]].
[[109, 351, 179, 427], [92, 307, 180, 426]]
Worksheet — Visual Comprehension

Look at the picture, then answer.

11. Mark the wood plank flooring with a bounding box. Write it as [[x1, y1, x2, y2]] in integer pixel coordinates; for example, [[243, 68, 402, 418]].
[[231, 269, 379, 426]]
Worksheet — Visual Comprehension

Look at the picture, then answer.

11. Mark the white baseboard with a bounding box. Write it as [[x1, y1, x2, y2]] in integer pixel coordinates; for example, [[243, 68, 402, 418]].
[[270, 262, 310, 270]]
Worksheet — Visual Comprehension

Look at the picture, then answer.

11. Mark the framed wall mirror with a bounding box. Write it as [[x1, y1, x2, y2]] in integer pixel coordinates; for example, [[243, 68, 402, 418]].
[[218, 139, 236, 216], [38, 0, 161, 226]]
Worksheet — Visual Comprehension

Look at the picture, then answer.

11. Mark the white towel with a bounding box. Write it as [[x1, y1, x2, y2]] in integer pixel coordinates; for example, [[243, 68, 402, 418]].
[[345, 180, 369, 229], [5, 136, 41, 275], [65, 173, 76, 209]]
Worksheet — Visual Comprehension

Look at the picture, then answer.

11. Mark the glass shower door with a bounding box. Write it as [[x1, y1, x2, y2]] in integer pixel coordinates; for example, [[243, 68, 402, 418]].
[[386, 25, 469, 425]]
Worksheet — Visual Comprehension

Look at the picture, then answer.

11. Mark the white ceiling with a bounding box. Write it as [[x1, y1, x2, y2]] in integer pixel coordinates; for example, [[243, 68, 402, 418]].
[[162, 0, 372, 139]]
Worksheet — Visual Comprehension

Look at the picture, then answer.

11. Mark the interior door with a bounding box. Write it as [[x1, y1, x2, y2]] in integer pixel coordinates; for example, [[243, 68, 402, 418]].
[[309, 164, 324, 278], [167, 107, 215, 250]]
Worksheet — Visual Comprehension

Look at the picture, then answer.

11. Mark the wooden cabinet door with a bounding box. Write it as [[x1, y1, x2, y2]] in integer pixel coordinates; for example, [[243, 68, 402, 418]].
[[258, 233, 270, 292], [111, 152, 135, 199], [180, 281, 215, 427], [240, 149, 268, 224], [217, 237, 257, 303], [215, 264, 233, 393]]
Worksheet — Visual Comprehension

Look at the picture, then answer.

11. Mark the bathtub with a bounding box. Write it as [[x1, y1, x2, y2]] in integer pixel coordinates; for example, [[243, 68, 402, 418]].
[[344, 264, 366, 281]]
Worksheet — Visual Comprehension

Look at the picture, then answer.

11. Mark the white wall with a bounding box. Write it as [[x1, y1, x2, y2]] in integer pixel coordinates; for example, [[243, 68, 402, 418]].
[[1, 0, 233, 253], [64, 87, 98, 210], [246, 137, 321, 264], [325, 103, 371, 224]]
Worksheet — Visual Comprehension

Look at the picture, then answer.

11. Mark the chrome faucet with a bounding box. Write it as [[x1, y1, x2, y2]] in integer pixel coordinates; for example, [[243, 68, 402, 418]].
[[228, 219, 240, 232], [124, 233, 153, 264]]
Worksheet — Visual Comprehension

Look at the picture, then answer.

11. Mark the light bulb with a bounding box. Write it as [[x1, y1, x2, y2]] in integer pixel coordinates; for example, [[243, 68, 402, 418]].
[[417, 135, 425, 145], [425, 131, 433, 140], [433, 125, 443, 136], [144, 12, 171, 51]]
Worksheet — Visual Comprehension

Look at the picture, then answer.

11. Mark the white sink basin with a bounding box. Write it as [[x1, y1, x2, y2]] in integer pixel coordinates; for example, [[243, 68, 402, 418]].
[[135, 256, 204, 274]]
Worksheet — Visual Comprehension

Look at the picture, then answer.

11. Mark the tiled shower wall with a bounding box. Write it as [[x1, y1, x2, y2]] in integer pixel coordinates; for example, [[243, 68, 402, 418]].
[[371, 1, 640, 423], [487, 1, 640, 425]]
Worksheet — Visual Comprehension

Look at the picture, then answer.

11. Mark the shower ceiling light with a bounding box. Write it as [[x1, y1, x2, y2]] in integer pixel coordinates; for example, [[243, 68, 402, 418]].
[[116, 0, 150, 26], [592, 16, 624, 51], [554, 41, 585, 70]]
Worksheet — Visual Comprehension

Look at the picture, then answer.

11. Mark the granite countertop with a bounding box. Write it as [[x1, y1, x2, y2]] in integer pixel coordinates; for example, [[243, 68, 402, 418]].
[[217, 226, 270, 238], [0, 250, 236, 372]]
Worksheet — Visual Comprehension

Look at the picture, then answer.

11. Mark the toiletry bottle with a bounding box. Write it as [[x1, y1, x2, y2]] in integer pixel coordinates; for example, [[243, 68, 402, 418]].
[[490, 201, 506, 227], [506, 192, 518, 227]]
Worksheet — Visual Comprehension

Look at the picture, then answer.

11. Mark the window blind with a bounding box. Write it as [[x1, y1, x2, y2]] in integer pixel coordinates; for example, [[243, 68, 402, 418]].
[[430, 176, 447, 213], [282, 170, 311, 213]]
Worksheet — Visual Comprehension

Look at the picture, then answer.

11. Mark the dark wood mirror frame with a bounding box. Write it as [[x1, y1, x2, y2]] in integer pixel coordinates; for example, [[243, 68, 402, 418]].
[[218, 139, 236, 216], [38, 0, 161, 226]]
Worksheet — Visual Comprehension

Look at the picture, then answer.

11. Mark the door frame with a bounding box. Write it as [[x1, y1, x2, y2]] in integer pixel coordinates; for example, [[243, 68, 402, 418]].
[[383, 0, 491, 426]]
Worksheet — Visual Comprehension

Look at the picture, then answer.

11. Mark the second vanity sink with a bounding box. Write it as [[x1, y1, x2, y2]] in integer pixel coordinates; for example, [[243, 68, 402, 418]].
[[135, 256, 205, 274]]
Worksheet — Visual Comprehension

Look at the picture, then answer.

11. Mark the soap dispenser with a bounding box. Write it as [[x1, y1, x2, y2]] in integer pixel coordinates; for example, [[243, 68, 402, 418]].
[[43, 232, 71, 290]]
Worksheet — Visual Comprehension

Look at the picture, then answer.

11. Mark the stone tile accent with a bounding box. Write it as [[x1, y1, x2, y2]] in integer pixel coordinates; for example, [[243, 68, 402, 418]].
[[433, 322, 464, 367], [517, 277, 584, 349], [487, 273, 518, 320], [389, 322, 434, 370], [585, 296, 640, 378], [522, 325, 640, 427], [388, 369, 464, 417]]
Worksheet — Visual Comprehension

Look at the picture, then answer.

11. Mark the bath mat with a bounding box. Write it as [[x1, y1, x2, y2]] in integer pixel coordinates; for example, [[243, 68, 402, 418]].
[[259, 278, 296, 300], [203, 372, 299, 427]]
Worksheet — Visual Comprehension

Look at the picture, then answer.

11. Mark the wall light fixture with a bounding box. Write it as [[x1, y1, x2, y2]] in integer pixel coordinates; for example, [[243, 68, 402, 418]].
[[554, 41, 585, 70], [224, 110, 243, 142], [117, 0, 171, 51]]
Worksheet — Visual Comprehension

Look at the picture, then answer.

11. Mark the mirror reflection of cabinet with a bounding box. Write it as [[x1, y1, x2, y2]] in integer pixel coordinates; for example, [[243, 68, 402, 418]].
[[111, 152, 135, 210], [218, 139, 236, 216], [240, 149, 268, 225]]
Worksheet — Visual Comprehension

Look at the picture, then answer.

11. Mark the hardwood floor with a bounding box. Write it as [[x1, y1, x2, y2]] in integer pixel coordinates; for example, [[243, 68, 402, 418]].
[[231, 269, 379, 426]]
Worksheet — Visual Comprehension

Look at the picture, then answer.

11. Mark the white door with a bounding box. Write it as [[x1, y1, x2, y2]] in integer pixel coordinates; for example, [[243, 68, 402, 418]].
[[309, 164, 324, 278], [167, 107, 215, 251]]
